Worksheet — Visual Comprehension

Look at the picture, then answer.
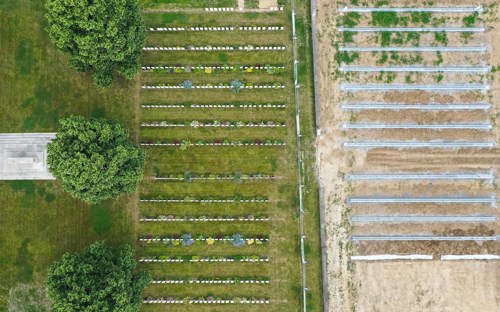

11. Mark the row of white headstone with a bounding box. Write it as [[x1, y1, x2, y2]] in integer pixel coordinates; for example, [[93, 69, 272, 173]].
[[140, 142, 286, 147], [143, 46, 286, 51], [148, 26, 284, 32], [141, 122, 286, 127], [139, 257, 269, 263], [205, 7, 235, 11], [140, 217, 271, 222], [151, 279, 269, 284], [141, 104, 287, 108], [141, 65, 284, 70], [204, 6, 284, 12], [141, 85, 285, 89], [139, 237, 269, 242]]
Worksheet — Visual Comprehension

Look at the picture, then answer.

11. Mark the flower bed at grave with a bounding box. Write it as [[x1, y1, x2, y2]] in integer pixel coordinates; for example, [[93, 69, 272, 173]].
[[140, 139, 286, 147], [138, 233, 269, 246], [141, 103, 287, 109], [139, 214, 270, 222], [139, 255, 269, 263], [143, 297, 270, 304], [141, 120, 286, 128], [154, 172, 278, 181], [142, 64, 285, 74], [139, 196, 269, 203]]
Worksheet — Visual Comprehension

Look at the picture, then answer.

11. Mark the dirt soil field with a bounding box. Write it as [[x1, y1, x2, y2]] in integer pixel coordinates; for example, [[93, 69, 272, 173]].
[[354, 261, 499, 312], [314, 1, 500, 311]]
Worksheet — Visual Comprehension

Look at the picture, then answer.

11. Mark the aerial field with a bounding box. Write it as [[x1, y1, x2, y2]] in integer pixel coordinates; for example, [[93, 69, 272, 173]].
[[315, 0, 499, 311]]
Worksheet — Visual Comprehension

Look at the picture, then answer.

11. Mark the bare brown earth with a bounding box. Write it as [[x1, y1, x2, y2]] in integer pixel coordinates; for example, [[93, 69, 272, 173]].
[[315, 1, 500, 311], [354, 261, 499, 312]]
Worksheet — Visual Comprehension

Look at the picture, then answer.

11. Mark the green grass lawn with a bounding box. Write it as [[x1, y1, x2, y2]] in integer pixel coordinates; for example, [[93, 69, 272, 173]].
[[0, 1, 138, 310]]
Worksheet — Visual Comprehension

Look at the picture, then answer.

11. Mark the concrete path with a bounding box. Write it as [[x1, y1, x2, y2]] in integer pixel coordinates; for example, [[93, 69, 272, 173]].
[[0, 133, 56, 180]]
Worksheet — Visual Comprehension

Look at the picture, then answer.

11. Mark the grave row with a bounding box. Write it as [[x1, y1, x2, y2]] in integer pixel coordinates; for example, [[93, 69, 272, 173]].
[[155, 173, 277, 180], [139, 237, 269, 243], [148, 26, 284, 32], [141, 84, 285, 89], [140, 141, 286, 147], [143, 46, 286, 51], [140, 216, 270, 222], [142, 65, 285, 71], [141, 121, 286, 127], [151, 279, 269, 284], [139, 256, 269, 263], [204, 6, 284, 11], [139, 198, 269, 203], [141, 104, 287, 109], [144, 298, 270, 304]]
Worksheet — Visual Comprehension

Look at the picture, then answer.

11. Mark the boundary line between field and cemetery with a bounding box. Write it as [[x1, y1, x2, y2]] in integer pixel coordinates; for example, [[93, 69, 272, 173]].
[[309, 0, 329, 311], [290, 2, 307, 311]]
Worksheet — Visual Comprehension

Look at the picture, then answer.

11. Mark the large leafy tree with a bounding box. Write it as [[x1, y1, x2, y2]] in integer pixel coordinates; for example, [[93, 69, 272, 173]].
[[45, 0, 145, 87], [47, 241, 150, 312], [47, 116, 144, 203]]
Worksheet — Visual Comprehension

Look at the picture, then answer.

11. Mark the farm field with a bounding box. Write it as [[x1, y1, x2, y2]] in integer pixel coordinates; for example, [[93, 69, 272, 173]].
[[0, 0, 138, 310], [314, 0, 500, 311], [136, 0, 322, 311]]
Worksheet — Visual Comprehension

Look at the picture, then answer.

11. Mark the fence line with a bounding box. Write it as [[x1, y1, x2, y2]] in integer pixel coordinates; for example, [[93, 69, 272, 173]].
[[347, 196, 497, 206], [350, 215, 498, 223], [341, 103, 490, 110], [351, 254, 433, 261], [341, 123, 491, 130], [339, 6, 483, 13], [441, 254, 500, 260], [346, 172, 495, 181], [338, 26, 485, 32], [342, 141, 495, 149], [341, 83, 489, 92], [351, 235, 498, 241], [338, 46, 488, 52], [339, 65, 490, 73], [291, 2, 309, 311]]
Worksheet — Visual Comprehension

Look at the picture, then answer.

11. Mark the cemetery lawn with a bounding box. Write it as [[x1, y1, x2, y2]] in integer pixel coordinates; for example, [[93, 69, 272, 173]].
[[0, 0, 138, 310], [138, 1, 323, 311]]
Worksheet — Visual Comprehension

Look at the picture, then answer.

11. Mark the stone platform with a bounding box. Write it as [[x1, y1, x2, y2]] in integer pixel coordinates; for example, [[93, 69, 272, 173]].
[[0, 133, 56, 180]]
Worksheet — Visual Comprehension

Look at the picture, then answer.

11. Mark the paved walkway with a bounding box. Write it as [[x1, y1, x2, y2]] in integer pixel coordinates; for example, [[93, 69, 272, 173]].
[[0, 133, 56, 180]]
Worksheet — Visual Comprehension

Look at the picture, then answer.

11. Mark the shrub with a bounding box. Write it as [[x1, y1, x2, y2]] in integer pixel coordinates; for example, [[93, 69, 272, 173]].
[[47, 242, 150, 312], [45, 0, 145, 87], [47, 116, 144, 203]]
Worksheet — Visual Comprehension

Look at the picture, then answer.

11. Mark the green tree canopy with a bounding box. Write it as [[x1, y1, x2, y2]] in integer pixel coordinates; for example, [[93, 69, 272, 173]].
[[45, 0, 145, 87], [47, 116, 144, 203], [47, 241, 150, 312]]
